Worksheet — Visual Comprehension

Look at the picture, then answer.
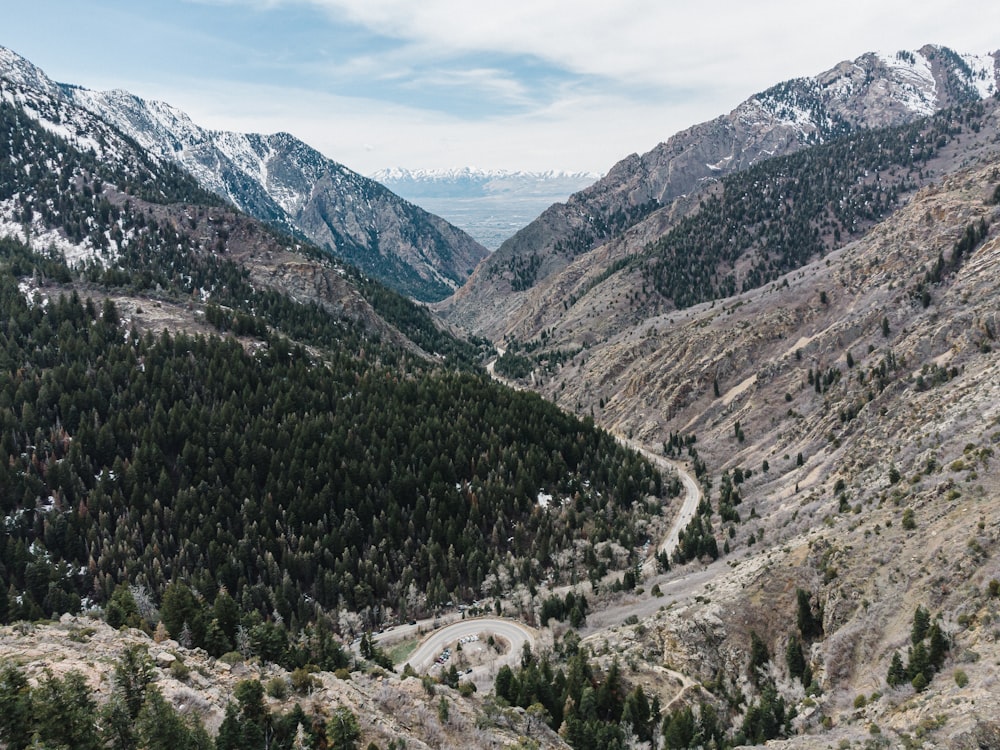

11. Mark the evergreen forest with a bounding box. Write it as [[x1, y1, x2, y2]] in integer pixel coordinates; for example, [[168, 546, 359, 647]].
[[0, 93, 664, 660]]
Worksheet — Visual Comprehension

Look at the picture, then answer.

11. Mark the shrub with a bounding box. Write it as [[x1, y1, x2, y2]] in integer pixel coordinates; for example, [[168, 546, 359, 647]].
[[169, 658, 190, 681], [266, 676, 289, 699], [219, 651, 243, 665], [458, 680, 477, 697], [291, 667, 319, 694], [954, 669, 969, 688], [334, 668, 351, 681]]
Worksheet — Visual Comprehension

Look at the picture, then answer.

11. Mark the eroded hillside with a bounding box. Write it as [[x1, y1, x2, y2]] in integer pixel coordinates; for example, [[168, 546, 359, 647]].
[[498, 155, 1000, 746]]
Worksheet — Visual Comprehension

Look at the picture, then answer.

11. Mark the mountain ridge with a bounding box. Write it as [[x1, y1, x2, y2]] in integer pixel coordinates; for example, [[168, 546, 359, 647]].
[[437, 44, 1000, 337], [4, 38, 1000, 750], [0, 45, 487, 302]]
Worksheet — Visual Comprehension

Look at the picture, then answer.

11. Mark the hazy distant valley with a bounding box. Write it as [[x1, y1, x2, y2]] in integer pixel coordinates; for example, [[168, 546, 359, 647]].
[[371, 168, 599, 250]]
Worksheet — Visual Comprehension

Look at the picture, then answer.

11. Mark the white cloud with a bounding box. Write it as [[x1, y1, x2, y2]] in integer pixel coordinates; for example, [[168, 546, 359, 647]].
[[29, 0, 1000, 174], [272, 0, 1000, 93]]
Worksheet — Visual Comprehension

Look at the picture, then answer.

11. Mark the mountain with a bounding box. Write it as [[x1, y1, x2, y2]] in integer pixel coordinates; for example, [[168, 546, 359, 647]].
[[371, 167, 600, 199], [563, 148, 1000, 749], [437, 44, 1000, 336], [5, 39, 1000, 749], [427, 44, 1000, 746], [371, 167, 599, 250], [0, 45, 488, 302]]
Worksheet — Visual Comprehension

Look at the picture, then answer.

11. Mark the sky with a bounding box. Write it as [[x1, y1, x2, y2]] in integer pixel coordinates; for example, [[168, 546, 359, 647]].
[[3, 1, 1000, 177]]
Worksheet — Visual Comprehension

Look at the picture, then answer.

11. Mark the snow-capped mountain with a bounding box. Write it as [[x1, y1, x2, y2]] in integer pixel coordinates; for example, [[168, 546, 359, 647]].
[[371, 167, 599, 250], [0, 46, 487, 302]]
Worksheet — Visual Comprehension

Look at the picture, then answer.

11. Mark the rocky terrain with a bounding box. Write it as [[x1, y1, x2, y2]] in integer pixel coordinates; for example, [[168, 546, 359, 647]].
[[4, 40, 1000, 750], [0, 616, 566, 749], [469, 130, 1000, 748]]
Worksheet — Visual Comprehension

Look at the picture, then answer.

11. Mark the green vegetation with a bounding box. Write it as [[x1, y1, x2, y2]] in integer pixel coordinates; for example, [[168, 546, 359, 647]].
[[494, 646, 659, 750], [912, 218, 989, 308], [0, 650, 322, 750], [636, 104, 985, 310], [0, 236, 658, 641], [538, 590, 589, 627], [0, 91, 664, 661], [0, 101, 225, 214], [492, 200, 659, 292], [886, 606, 951, 690]]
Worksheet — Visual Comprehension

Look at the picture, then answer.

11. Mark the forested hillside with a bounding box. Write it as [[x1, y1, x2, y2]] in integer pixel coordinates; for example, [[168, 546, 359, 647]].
[[634, 103, 985, 309], [0, 93, 663, 662]]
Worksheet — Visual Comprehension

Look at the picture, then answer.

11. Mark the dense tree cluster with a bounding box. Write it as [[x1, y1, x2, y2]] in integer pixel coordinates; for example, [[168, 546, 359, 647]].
[[636, 104, 986, 310], [0, 100, 225, 218], [490, 200, 658, 292], [0, 234, 660, 638], [504, 251, 543, 292], [349, 273, 484, 366], [495, 644, 659, 750], [886, 605, 950, 691], [550, 200, 660, 261], [538, 589, 588, 627], [912, 218, 989, 308], [0, 93, 664, 644]]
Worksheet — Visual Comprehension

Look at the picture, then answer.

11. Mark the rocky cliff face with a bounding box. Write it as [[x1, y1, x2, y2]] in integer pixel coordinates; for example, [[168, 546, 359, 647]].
[[438, 45, 1000, 336], [0, 46, 488, 302]]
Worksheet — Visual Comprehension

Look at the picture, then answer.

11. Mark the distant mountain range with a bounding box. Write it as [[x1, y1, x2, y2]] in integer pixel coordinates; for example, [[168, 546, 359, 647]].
[[0, 46, 487, 301], [371, 167, 599, 199], [371, 168, 599, 250]]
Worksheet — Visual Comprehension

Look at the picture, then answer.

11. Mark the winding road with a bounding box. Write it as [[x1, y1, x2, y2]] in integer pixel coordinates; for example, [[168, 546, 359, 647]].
[[385, 355, 706, 677], [614, 437, 702, 576]]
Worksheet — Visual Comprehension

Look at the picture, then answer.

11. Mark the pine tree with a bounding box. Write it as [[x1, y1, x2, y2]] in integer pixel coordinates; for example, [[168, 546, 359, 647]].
[[908, 642, 931, 685], [662, 705, 695, 749], [796, 588, 823, 641], [886, 651, 906, 687], [785, 633, 806, 683], [0, 665, 33, 750], [327, 706, 361, 750], [928, 622, 948, 670], [749, 630, 771, 685], [911, 605, 930, 644]]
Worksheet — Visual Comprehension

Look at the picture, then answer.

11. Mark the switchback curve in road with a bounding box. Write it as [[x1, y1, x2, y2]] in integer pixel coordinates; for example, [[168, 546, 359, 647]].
[[405, 617, 535, 674]]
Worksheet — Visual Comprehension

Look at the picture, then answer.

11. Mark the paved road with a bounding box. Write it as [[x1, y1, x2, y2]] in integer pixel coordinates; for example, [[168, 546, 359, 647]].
[[404, 617, 535, 675], [612, 435, 702, 576]]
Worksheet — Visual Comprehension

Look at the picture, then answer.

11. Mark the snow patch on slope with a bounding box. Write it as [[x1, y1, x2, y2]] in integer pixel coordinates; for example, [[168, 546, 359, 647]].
[[875, 50, 938, 116], [0, 199, 119, 268], [960, 52, 999, 98]]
